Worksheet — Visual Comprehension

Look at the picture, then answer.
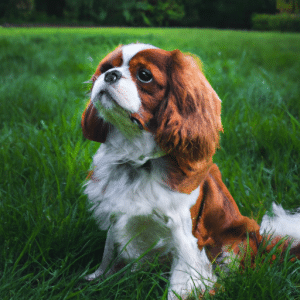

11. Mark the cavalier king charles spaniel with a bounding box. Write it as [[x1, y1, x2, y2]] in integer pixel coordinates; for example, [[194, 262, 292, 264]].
[[81, 43, 300, 299]]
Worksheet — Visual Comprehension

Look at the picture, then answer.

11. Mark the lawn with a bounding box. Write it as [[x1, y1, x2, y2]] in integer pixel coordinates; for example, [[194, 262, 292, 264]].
[[0, 27, 300, 299]]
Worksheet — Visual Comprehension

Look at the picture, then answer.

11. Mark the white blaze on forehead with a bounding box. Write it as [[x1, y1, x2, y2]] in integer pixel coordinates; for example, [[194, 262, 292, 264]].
[[122, 43, 158, 65]]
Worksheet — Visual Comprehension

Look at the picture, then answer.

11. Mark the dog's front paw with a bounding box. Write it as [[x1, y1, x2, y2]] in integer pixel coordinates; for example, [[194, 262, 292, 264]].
[[168, 256, 216, 300], [168, 277, 204, 300], [85, 268, 104, 281]]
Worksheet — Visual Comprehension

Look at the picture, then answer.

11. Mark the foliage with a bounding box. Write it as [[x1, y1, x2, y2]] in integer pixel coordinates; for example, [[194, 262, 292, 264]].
[[63, 0, 185, 27], [180, 0, 277, 29], [122, 0, 185, 27], [0, 27, 300, 299], [277, 0, 300, 13], [1, 0, 34, 20], [1, 0, 277, 29], [252, 13, 300, 31]]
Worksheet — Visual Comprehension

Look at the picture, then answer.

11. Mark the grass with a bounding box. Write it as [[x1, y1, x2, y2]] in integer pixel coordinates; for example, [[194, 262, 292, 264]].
[[0, 27, 300, 299]]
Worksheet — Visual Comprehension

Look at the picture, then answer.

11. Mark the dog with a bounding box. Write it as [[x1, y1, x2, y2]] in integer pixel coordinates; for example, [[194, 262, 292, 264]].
[[81, 43, 300, 299]]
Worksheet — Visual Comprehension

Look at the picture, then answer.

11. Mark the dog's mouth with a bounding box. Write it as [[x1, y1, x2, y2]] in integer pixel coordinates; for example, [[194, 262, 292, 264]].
[[130, 116, 144, 130], [100, 90, 144, 129], [93, 91, 144, 139], [99, 90, 142, 128], [98, 90, 117, 109]]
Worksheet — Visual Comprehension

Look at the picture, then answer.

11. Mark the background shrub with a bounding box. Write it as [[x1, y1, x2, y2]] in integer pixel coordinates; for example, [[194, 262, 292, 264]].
[[252, 13, 300, 32], [1, 0, 278, 29]]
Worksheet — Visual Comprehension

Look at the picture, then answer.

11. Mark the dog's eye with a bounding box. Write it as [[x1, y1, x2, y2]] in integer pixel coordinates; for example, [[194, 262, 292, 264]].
[[137, 69, 153, 83]]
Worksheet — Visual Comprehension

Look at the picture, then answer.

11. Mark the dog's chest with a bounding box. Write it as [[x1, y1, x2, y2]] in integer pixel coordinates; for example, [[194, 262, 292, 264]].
[[87, 152, 165, 220], [84, 140, 201, 260], [84, 142, 199, 228]]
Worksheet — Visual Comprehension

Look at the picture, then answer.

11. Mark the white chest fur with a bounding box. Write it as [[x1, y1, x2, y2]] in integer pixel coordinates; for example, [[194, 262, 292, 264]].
[[84, 129, 215, 298], [84, 129, 199, 254]]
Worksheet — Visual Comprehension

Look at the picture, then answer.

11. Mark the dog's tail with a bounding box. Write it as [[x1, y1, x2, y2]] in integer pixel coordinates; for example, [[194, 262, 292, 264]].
[[238, 203, 300, 266], [260, 203, 300, 245]]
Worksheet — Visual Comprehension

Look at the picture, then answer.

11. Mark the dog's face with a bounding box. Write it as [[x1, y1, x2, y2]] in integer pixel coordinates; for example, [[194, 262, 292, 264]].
[[82, 43, 222, 164]]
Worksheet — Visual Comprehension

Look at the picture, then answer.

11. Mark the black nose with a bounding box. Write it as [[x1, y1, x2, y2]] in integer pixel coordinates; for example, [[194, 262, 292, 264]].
[[104, 70, 122, 84]]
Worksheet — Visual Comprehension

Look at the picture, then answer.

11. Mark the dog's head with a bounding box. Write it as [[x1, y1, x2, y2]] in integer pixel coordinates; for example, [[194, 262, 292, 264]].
[[82, 43, 223, 190]]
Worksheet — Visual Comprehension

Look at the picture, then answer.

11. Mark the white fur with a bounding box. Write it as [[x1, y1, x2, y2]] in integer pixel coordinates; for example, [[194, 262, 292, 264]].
[[122, 43, 158, 65], [84, 128, 216, 299], [260, 203, 300, 245]]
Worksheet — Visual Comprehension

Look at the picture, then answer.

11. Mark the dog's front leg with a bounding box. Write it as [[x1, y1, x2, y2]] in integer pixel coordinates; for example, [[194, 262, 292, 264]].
[[85, 227, 115, 281], [168, 218, 216, 300]]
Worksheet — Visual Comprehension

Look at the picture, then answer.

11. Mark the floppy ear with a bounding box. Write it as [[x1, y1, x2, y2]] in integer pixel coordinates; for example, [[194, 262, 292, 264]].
[[81, 100, 110, 143], [155, 50, 223, 162]]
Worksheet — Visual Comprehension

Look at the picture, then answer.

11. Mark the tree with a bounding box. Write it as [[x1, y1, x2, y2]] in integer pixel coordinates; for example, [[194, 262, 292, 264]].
[[1, 0, 34, 20]]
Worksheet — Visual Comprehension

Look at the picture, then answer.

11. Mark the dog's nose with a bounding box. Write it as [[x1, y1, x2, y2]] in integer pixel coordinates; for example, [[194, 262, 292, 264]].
[[104, 70, 122, 84]]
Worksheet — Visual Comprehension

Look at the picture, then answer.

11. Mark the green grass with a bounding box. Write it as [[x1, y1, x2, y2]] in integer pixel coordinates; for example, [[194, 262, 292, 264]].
[[0, 27, 300, 299]]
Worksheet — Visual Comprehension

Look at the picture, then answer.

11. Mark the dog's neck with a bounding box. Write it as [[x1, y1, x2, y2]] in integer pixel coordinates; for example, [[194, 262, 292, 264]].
[[104, 127, 163, 166], [103, 127, 214, 194]]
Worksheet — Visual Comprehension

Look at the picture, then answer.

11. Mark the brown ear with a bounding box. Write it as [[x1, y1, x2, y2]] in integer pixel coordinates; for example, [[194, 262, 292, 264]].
[[155, 50, 223, 162], [81, 100, 110, 143]]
